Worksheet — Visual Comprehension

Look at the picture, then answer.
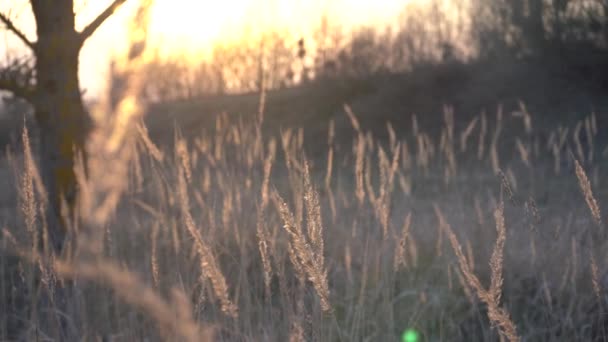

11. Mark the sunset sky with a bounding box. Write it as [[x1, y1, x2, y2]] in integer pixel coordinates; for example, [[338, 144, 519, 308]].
[[1, 0, 410, 99]]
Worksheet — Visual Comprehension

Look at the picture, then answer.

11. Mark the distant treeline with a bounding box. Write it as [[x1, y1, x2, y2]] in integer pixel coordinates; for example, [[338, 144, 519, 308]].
[[109, 0, 608, 103]]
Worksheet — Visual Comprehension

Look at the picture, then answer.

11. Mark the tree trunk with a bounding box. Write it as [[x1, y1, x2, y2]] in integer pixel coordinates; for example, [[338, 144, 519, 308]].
[[31, 0, 90, 253]]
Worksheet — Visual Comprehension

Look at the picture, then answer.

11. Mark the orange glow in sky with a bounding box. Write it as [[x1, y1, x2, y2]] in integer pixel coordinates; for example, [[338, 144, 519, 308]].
[[1, 0, 410, 98]]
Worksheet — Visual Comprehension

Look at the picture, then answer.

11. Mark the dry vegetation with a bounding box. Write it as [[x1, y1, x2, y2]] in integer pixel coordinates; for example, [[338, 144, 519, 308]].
[[1, 0, 608, 340], [1, 99, 607, 341]]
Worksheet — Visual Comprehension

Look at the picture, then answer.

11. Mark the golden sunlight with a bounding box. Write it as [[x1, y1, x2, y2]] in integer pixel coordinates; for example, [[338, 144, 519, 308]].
[[144, 0, 409, 57], [147, 0, 250, 56], [0, 0, 412, 97]]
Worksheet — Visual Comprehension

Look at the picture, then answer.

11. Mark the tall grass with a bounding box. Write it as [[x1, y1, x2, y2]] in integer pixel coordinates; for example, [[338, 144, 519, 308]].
[[1, 102, 607, 341]]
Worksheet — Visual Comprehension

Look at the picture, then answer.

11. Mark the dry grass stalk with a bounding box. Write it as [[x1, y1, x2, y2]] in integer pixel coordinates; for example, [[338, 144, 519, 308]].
[[515, 138, 530, 167], [221, 189, 233, 231], [21, 127, 57, 291], [460, 116, 478, 152], [354, 135, 366, 205], [20, 126, 38, 247], [303, 159, 325, 267], [524, 197, 540, 233], [177, 167, 238, 318], [287, 240, 307, 286], [465, 239, 475, 272], [456, 267, 474, 304], [84, 128, 136, 225], [439, 203, 520, 342], [447, 263, 453, 291], [150, 222, 160, 288], [325, 146, 333, 191], [131, 142, 144, 192], [407, 234, 418, 267], [344, 104, 361, 132], [591, 252, 601, 300], [345, 243, 352, 282], [478, 112, 487, 160], [416, 133, 429, 172], [256, 208, 272, 298], [549, 126, 569, 175], [515, 101, 532, 134], [490, 202, 506, 301], [398, 171, 411, 195], [136, 122, 164, 162], [175, 136, 192, 183], [257, 73, 267, 124], [573, 121, 585, 163], [490, 109, 503, 175], [328, 119, 335, 146], [257, 140, 276, 297], [574, 158, 602, 227], [424, 133, 435, 159], [261, 139, 276, 209], [272, 189, 331, 312], [53, 258, 206, 342], [364, 154, 377, 207], [444, 106, 455, 140], [498, 170, 516, 205], [325, 147, 337, 222], [506, 169, 517, 193], [394, 213, 412, 272], [378, 144, 400, 238], [387, 122, 397, 153], [440, 108, 457, 183], [289, 319, 306, 342], [434, 205, 446, 257], [297, 128, 304, 150]]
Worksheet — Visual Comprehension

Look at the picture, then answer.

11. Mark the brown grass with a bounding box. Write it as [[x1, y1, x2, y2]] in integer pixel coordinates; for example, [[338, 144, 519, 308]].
[[2, 104, 607, 341], [574, 158, 602, 228]]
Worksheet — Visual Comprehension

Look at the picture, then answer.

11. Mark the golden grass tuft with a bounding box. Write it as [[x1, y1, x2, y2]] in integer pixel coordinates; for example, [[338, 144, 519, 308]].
[[393, 212, 412, 272], [574, 158, 602, 228], [5, 94, 608, 341], [272, 186, 331, 312], [438, 202, 520, 342], [177, 163, 238, 318]]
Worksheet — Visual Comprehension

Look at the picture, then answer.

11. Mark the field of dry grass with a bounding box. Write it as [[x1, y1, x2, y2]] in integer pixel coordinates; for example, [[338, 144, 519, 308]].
[[1, 91, 607, 341]]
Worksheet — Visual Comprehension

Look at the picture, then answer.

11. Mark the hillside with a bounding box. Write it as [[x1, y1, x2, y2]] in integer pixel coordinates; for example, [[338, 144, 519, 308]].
[[145, 56, 608, 155]]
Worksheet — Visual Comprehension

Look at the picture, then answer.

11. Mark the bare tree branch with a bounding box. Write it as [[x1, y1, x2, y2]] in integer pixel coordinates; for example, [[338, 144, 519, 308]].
[[0, 78, 33, 101], [79, 0, 128, 44], [0, 12, 35, 50], [0, 58, 36, 102]]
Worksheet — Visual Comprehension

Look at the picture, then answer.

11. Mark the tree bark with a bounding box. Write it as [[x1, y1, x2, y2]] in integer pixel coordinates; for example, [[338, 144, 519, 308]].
[[31, 0, 90, 252]]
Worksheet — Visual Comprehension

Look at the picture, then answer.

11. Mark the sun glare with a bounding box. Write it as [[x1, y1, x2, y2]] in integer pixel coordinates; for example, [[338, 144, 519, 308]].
[[142, 0, 409, 59], [148, 0, 251, 57], [0, 0, 411, 97]]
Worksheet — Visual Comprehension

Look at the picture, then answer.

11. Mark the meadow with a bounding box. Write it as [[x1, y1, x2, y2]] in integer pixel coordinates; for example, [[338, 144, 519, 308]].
[[1, 94, 606, 341]]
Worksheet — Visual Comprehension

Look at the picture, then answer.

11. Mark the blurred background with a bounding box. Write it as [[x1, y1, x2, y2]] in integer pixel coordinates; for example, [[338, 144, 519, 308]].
[[1, 0, 607, 148]]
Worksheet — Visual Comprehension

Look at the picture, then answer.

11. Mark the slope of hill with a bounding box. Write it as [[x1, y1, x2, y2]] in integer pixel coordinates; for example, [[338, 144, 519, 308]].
[[145, 56, 608, 152]]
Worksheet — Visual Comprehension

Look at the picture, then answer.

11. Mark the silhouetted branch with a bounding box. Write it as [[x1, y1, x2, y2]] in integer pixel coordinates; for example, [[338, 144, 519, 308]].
[[0, 58, 36, 102], [0, 12, 35, 50], [79, 0, 128, 44]]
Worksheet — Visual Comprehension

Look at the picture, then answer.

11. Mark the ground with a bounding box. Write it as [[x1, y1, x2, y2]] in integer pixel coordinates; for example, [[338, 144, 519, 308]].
[[1, 54, 608, 341]]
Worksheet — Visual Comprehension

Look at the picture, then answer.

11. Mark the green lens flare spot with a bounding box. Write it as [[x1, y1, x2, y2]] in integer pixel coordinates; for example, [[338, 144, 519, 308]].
[[402, 329, 420, 342]]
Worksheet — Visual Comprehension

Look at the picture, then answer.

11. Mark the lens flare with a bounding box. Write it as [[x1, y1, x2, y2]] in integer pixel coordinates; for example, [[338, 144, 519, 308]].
[[402, 328, 419, 342]]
